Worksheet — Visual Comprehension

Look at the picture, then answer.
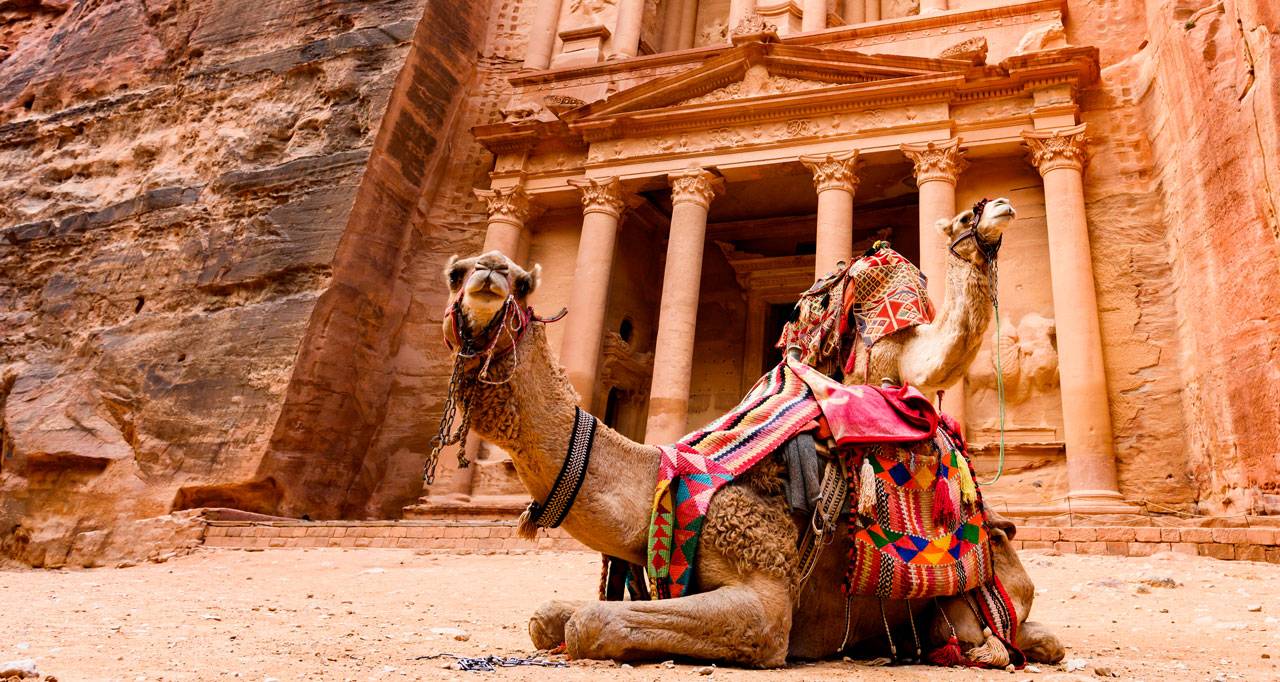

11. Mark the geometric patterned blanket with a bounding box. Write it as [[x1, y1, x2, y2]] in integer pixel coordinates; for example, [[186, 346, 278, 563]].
[[843, 245, 935, 348], [647, 362, 821, 599], [842, 423, 993, 599]]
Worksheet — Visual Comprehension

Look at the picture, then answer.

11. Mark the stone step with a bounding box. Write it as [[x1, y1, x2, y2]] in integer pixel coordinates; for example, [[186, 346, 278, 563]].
[[199, 519, 1280, 563]]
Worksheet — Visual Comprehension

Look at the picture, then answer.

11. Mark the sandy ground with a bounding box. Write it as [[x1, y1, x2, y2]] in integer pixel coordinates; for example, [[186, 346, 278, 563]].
[[3, 547, 1278, 682]]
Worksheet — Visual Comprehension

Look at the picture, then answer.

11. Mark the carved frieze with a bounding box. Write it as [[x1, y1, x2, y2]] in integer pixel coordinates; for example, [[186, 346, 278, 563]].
[[730, 13, 777, 37], [938, 36, 988, 64], [901, 138, 968, 185], [1023, 123, 1088, 174], [583, 102, 945, 165], [678, 75, 829, 106]]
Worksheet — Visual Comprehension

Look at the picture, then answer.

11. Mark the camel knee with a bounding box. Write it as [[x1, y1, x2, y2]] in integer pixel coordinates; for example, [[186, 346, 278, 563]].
[[1017, 621, 1065, 664], [529, 599, 583, 651], [563, 603, 626, 660]]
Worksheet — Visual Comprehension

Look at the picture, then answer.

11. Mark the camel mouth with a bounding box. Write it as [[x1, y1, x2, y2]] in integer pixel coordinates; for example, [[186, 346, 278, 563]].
[[985, 199, 1015, 221], [464, 270, 512, 300]]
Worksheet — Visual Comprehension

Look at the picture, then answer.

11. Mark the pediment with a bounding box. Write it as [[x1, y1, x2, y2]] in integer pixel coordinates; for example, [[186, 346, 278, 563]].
[[563, 41, 971, 124]]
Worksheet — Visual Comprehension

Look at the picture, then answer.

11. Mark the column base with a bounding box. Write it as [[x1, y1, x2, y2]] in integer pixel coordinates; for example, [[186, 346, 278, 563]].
[[1064, 489, 1138, 514]]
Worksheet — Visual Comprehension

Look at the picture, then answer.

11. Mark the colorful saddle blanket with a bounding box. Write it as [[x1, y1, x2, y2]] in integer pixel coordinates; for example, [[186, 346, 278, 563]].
[[842, 421, 992, 599], [646, 360, 941, 599]]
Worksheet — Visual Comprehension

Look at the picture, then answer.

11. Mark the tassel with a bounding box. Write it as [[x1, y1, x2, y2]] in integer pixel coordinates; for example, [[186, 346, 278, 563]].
[[933, 471, 959, 530], [516, 503, 540, 540], [957, 454, 978, 505], [965, 628, 1011, 668], [927, 636, 967, 667], [857, 456, 877, 516]]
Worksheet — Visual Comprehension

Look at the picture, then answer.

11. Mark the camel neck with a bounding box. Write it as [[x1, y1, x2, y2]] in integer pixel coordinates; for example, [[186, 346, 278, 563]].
[[890, 252, 997, 392], [462, 324, 658, 564]]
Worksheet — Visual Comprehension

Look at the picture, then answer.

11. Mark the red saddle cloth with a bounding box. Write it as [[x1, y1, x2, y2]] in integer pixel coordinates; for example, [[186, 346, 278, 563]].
[[788, 360, 939, 444]]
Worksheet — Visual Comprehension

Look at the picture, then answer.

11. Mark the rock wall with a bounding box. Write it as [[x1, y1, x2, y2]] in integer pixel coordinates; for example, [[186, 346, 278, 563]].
[[1134, 0, 1279, 514], [0, 0, 489, 565], [1063, 0, 1279, 513]]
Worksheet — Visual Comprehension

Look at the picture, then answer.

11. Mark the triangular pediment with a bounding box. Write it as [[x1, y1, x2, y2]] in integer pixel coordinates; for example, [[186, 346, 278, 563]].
[[563, 41, 971, 124]]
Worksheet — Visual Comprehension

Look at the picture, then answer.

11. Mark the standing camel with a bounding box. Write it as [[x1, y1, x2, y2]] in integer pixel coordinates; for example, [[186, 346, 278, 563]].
[[436, 197, 1064, 666]]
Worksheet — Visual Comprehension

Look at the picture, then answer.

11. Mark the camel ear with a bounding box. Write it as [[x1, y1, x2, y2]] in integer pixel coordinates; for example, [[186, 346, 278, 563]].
[[935, 216, 956, 240], [513, 263, 541, 298], [444, 255, 463, 291]]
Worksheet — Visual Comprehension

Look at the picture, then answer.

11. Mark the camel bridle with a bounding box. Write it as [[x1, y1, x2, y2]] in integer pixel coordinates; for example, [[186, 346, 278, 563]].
[[947, 198, 1004, 264], [424, 277, 566, 485]]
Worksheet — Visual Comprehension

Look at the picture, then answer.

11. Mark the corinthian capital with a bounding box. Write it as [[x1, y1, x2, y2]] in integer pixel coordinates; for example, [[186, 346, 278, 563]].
[[668, 169, 723, 209], [800, 150, 861, 193], [901, 138, 968, 185], [1022, 124, 1088, 175], [474, 186, 534, 225], [568, 177, 626, 218]]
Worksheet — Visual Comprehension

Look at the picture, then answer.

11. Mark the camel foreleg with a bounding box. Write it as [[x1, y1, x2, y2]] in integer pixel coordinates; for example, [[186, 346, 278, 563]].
[[561, 575, 793, 667]]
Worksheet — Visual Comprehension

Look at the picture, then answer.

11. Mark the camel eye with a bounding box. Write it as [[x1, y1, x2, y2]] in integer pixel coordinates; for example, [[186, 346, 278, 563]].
[[960, 213, 973, 225], [448, 267, 466, 289]]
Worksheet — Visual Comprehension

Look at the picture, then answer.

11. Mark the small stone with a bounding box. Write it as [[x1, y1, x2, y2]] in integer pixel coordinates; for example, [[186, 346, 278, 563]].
[[661, 660, 676, 669], [0, 660, 37, 679], [620, 663, 633, 669], [1261, 653, 1270, 659], [1139, 575, 1179, 588], [1065, 658, 1088, 673], [1026, 664, 1042, 673], [429, 626, 469, 640], [1134, 585, 1151, 594], [1094, 666, 1115, 677], [694, 665, 715, 675], [1247, 604, 1262, 612]]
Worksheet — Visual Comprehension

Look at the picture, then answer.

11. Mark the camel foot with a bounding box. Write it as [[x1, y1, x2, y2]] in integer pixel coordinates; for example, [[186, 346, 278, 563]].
[[1017, 621, 1065, 664], [529, 599, 587, 650], [561, 585, 790, 667]]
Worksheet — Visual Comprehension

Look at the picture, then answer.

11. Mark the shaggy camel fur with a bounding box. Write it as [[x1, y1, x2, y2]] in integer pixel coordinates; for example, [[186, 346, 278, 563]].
[[440, 198, 1063, 667]]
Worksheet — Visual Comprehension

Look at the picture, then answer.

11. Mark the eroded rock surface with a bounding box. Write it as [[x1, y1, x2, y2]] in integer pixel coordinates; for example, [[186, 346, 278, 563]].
[[0, 0, 492, 565]]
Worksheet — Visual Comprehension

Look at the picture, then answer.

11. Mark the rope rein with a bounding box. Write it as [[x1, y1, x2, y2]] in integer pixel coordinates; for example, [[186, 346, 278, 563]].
[[948, 198, 1008, 486]]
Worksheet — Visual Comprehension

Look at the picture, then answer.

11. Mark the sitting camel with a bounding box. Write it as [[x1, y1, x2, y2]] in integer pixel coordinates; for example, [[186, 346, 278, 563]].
[[436, 197, 1064, 667]]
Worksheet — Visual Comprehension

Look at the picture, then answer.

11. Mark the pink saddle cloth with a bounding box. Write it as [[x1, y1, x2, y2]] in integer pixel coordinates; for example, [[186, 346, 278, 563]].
[[788, 360, 938, 444]]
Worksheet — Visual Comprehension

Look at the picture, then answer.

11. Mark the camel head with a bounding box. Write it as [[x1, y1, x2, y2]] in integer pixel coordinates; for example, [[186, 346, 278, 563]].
[[936, 197, 1015, 265], [442, 250, 541, 351]]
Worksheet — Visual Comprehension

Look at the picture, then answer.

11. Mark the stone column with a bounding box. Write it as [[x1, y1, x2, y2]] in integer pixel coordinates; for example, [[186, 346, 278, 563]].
[[644, 169, 723, 444], [1023, 124, 1126, 510], [901, 139, 966, 305], [803, 0, 827, 31], [561, 177, 626, 410], [864, 0, 880, 22], [801, 150, 859, 278], [660, 0, 684, 52], [919, 0, 947, 13], [524, 0, 564, 69], [902, 138, 968, 418], [474, 186, 534, 259], [613, 0, 646, 58], [844, 0, 865, 24], [678, 0, 698, 49]]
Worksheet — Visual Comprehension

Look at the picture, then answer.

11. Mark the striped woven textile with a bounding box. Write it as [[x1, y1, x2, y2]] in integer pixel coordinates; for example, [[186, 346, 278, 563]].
[[647, 361, 821, 599]]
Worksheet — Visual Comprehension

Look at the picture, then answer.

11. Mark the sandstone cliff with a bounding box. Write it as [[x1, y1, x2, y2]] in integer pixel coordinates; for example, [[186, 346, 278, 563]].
[[0, 0, 491, 565]]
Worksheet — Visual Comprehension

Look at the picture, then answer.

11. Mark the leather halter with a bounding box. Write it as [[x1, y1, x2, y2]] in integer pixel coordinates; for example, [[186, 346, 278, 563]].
[[948, 198, 1003, 263], [442, 287, 566, 370]]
